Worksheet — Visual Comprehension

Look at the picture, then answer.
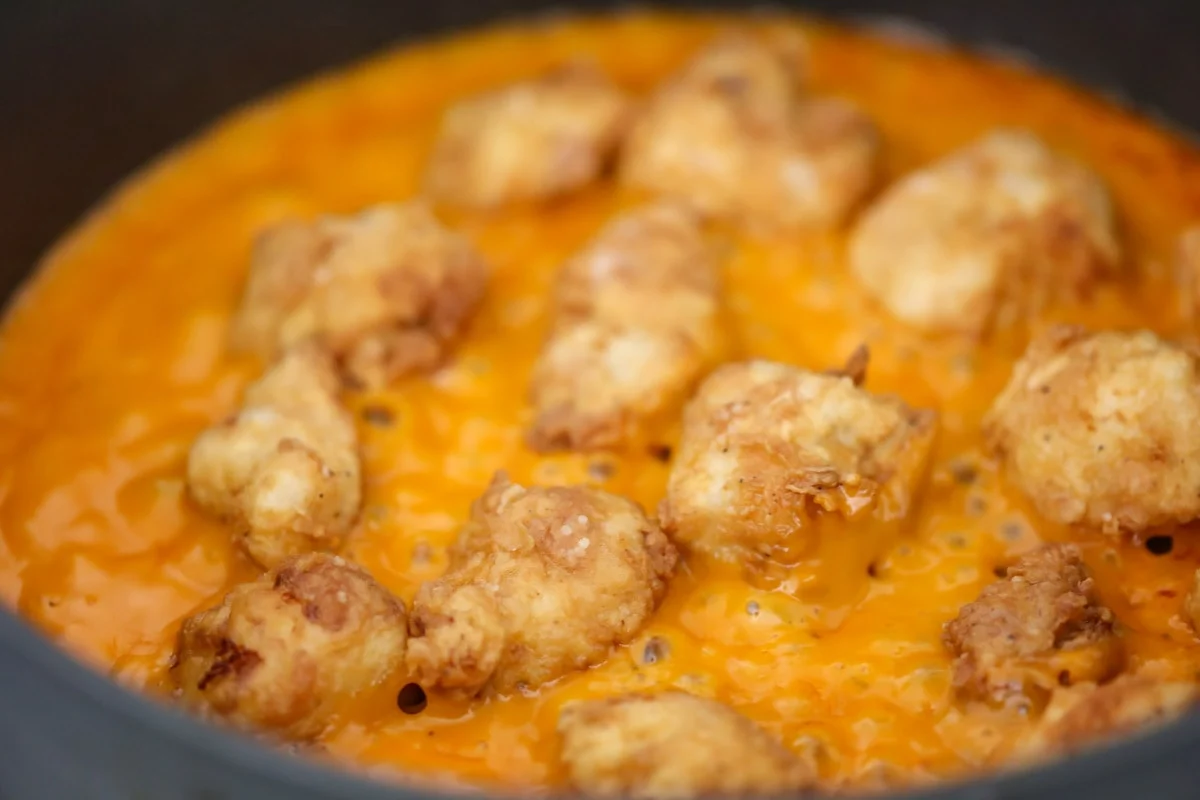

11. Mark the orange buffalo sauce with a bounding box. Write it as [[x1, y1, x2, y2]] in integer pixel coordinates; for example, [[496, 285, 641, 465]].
[[3, 10, 1200, 794]]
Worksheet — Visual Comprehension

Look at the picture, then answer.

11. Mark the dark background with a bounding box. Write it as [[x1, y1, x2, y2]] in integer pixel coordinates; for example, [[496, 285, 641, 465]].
[[1, 0, 1197, 288]]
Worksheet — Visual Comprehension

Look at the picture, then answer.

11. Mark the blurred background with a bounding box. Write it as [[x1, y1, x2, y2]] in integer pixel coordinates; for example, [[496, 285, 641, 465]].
[[1, 0, 1197, 287]]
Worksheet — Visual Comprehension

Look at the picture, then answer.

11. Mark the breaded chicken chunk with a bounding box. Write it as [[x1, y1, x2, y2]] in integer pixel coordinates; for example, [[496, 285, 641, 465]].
[[405, 474, 677, 696], [943, 544, 1122, 707], [173, 553, 407, 740], [228, 202, 488, 388], [187, 346, 360, 569], [984, 326, 1200, 533], [1027, 676, 1198, 757], [659, 354, 936, 564], [557, 691, 816, 798], [849, 130, 1121, 335], [528, 204, 725, 451], [621, 33, 878, 233], [425, 63, 631, 208]]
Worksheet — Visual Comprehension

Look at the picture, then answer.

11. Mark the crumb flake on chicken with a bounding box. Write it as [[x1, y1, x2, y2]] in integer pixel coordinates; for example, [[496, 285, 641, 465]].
[[405, 473, 677, 696], [1025, 675, 1198, 757], [849, 130, 1121, 335], [173, 553, 407, 740], [659, 354, 937, 568], [557, 691, 817, 798], [424, 62, 631, 207], [228, 202, 488, 388], [984, 325, 1200, 533], [621, 32, 878, 232], [528, 203, 726, 452], [943, 544, 1122, 707], [187, 345, 360, 568]]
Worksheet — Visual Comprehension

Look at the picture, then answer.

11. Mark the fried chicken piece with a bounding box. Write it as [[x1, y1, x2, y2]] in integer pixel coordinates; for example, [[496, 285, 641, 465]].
[[659, 355, 936, 568], [187, 346, 360, 569], [227, 220, 329, 360], [984, 326, 1200, 533], [621, 33, 878, 233], [405, 474, 677, 696], [1027, 675, 1198, 756], [557, 691, 816, 798], [425, 63, 631, 207], [528, 204, 725, 451], [943, 544, 1122, 707], [228, 202, 488, 388], [849, 130, 1120, 335], [173, 553, 407, 740]]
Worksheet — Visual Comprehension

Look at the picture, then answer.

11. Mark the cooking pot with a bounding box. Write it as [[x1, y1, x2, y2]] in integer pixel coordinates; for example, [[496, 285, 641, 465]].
[[1, 1, 1198, 798]]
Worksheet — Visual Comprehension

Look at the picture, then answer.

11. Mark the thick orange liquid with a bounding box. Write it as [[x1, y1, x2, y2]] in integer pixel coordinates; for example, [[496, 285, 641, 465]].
[[2, 11, 1200, 794]]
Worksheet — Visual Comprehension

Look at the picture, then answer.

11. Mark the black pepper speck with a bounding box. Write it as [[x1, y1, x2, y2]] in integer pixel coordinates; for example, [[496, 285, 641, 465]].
[[587, 461, 615, 481], [641, 637, 670, 664], [397, 683, 427, 714], [1146, 535, 1174, 556], [948, 460, 977, 485], [361, 405, 395, 427]]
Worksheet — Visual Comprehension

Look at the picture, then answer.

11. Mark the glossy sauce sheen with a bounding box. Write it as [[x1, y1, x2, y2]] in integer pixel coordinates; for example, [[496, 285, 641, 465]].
[[3, 11, 1200, 794]]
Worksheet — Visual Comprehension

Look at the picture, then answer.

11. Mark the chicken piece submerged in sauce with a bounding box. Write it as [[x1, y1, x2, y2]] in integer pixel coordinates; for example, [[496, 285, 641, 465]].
[[621, 33, 878, 232], [229, 202, 488, 388], [660, 353, 936, 583], [984, 326, 1200, 533], [557, 691, 817, 799], [425, 63, 631, 207], [849, 130, 1120, 335], [1026, 675, 1198, 757], [405, 473, 676, 696], [186, 346, 360, 569], [173, 553, 407, 740], [943, 544, 1122, 708], [528, 203, 726, 451]]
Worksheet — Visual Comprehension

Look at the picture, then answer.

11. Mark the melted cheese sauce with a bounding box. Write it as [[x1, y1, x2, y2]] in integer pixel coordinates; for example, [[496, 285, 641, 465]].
[[2, 11, 1200, 794]]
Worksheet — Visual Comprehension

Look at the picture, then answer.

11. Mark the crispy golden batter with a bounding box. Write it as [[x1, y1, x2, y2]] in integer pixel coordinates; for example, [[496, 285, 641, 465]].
[[425, 63, 631, 207], [943, 544, 1121, 707], [186, 346, 360, 569], [226, 221, 329, 360], [557, 691, 817, 798], [528, 204, 725, 451], [1027, 675, 1198, 756], [621, 33, 878, 232], [659, 355, 936, 563], [173, 553, 407, 740], [849, 130, 1120, 334], [984, 326, 1200, 533], [405, 474, 677, 696], [228, 202, 488, 388]]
